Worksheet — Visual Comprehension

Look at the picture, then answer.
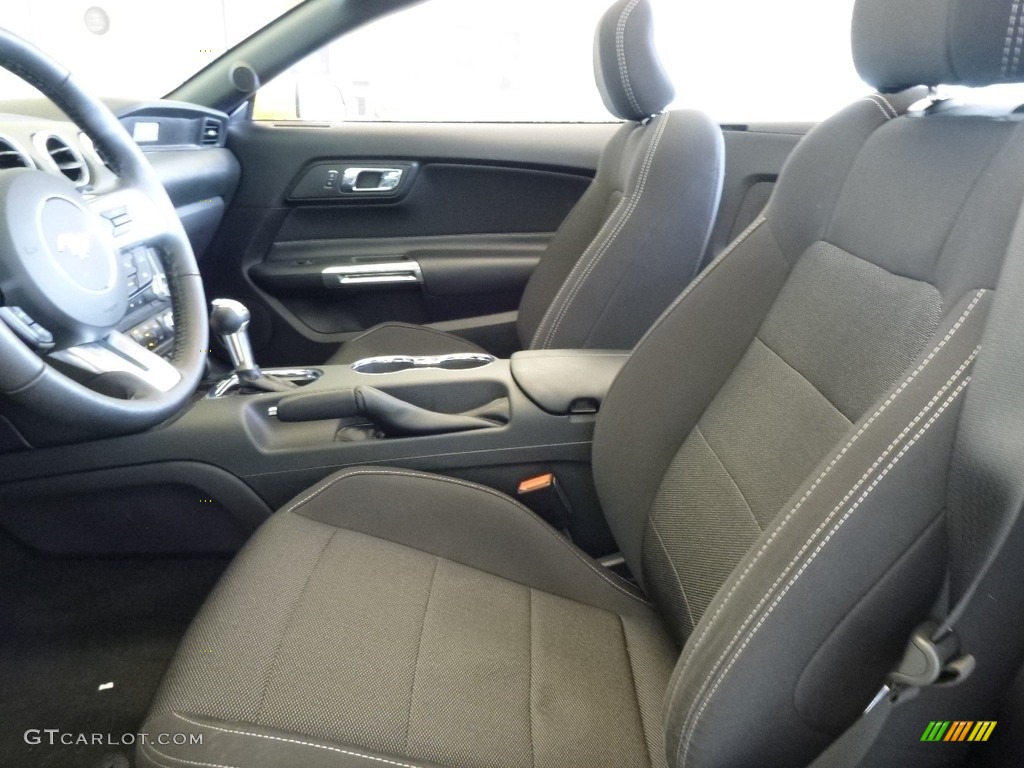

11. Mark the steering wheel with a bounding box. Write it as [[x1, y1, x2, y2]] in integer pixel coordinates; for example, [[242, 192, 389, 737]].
[[0, 29, 208, 440]]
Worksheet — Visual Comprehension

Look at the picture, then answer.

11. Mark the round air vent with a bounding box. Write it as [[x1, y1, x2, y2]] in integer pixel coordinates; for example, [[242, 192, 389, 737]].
[[39, 134, 89, 185], [0, 136, 32, 170]]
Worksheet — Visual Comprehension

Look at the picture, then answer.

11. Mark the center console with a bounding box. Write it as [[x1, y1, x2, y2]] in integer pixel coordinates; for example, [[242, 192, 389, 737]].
[[0, 299, 631, 558]]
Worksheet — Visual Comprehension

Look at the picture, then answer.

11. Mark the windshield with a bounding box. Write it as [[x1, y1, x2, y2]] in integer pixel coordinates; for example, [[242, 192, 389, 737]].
[[0, 0, 303, 101]]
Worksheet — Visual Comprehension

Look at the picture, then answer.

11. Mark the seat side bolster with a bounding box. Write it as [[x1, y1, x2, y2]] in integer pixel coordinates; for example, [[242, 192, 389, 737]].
[[285, 466, 659, 620], [664, 291, 991, 768], [535, 110, 725, 352]]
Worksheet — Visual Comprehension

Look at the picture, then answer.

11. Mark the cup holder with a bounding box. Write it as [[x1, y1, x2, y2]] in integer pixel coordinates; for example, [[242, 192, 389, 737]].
[[351, 353, 496, 375]]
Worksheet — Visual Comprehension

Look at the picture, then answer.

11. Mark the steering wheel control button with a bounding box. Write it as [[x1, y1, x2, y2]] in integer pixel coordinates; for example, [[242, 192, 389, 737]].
[[0, 169, 127, 345], [133, 248, 155, 285], [0, 306, 54, 348], [150, 272, 170, 300], [100, 205, 133, 237]]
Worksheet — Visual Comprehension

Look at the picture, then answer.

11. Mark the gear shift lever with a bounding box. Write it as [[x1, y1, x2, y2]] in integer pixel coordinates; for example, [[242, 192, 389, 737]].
[[210, 299, 296, 392], [210, 299, 257, 374]]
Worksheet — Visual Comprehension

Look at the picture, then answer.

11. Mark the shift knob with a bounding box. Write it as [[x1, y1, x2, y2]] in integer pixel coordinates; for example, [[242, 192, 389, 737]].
[[210, 298, 258, 374]]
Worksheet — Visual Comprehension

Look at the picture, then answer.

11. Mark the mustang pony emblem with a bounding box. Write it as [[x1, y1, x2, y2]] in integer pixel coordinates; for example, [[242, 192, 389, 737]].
[[56, 231, 92, 261]]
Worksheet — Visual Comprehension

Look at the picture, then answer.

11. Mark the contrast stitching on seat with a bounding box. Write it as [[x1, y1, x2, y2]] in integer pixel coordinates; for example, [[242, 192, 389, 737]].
[[284, 468, 652, 606], [648, 519, 697, 632], [861, 96, 889, 121], [633, 216, 766, 350], [527, 154, 635, 350], [172, 713, 428, 768], [616, 0, 644, 117], [541, 113, 668, 347], [140, 741, 236, 768], [253, 529, 337, 721], [533, 113, 670, 349], [666, 289, 985, 732], [679, 357, 976, 767], [872, 93, 898, 118], [1003, 0, 1024, 77], [1014, 3, 1024, 77], [403, 556, 440, 753], [862, 94, 896, 121], [528, 588, 536, 768]]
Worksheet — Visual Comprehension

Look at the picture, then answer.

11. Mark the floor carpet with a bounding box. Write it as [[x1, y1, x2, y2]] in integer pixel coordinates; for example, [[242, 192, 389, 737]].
[[0, 533, 227, 767]]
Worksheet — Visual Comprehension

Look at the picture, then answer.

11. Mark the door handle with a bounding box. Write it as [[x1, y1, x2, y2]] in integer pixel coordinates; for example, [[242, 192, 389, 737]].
[[340, 167, 404, 193], [322, 260, 423, 287]]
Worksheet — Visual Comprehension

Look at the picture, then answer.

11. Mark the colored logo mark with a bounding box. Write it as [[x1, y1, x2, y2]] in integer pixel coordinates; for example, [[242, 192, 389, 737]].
[[920, 721, 996, 742]]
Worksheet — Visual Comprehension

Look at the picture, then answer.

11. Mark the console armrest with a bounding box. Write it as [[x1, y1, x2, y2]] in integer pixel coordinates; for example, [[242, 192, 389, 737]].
[[510, 350, 630, 415]]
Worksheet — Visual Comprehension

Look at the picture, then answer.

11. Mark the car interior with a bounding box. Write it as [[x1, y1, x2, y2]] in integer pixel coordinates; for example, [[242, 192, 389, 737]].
[[2, 0, 1024, 767]]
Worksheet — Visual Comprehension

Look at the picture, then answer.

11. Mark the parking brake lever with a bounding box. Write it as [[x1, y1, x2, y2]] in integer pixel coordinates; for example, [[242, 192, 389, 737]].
[[272, 386, 508, 437]]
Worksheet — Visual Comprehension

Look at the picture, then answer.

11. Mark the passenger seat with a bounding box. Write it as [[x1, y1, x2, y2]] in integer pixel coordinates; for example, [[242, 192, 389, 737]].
[[326, 0, 724, 364]]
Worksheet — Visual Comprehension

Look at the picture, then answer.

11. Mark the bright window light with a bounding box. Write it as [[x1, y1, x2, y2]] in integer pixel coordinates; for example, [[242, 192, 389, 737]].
[[1, 1, 1023, 124]]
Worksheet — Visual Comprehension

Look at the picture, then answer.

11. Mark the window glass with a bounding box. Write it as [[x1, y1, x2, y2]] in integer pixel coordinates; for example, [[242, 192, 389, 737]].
[[255, 0, 614, 122], [655, 0, 869, 123], [254, 0, 873, 124], [4, 1, 1023, 124]]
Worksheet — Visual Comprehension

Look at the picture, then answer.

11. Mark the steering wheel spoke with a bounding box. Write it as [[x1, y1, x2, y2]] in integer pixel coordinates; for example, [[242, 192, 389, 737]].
[[50, 330, 181, 393], [0, 306, 55, 349], [87, 183, 169, 251]]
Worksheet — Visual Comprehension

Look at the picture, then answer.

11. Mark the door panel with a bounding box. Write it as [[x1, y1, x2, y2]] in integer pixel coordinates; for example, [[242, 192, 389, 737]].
[[204, 121, 614, 365]]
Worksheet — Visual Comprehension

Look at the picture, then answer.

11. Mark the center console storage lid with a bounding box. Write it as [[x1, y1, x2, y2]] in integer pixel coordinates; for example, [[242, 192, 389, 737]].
[[510, 350, 630, 415]]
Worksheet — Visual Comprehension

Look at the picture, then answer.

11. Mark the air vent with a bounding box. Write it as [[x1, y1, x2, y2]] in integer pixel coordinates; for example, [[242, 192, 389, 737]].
[[200, 119, 222, 146], [42, 135, 88, 185], [0, 137, 31, 170]]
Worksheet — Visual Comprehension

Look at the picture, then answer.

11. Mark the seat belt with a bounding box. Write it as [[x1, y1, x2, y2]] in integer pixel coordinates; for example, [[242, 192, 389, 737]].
[[809, 192, 1024, 767]]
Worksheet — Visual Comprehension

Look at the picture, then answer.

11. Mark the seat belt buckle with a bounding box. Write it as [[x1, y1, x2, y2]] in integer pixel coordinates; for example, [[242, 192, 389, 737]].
[[517, 472, 573, 534], [887, 620, 976, 692]]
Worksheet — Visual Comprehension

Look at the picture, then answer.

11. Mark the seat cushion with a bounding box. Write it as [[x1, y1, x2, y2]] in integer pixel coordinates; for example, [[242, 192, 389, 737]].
[[139, 469, 677, 768], [326, 322, 487, 366]]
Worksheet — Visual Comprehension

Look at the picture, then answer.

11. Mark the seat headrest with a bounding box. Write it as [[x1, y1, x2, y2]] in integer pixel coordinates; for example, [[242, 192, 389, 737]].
[[593, 0, 675, 122], [854, 0, 1024, 91]]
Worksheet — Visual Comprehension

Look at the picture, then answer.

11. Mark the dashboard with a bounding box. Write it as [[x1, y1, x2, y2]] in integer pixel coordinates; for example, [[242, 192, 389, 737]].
[[0, 99, 240, 361]]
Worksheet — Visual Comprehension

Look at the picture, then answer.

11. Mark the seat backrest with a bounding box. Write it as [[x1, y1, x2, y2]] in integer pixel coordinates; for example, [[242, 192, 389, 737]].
[[515, 0, 723, 351], [591, 1, 1024, 765]]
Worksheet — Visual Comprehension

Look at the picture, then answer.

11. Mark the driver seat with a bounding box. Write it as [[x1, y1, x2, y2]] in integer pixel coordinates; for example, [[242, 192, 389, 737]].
[[140, 1, 1024, 767]]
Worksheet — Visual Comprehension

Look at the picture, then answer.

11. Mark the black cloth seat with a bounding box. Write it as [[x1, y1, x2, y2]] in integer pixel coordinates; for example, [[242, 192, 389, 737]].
[[326, 0, 724, 365], [141, 469, 676, 768], [142, 1, 1024, 767]]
